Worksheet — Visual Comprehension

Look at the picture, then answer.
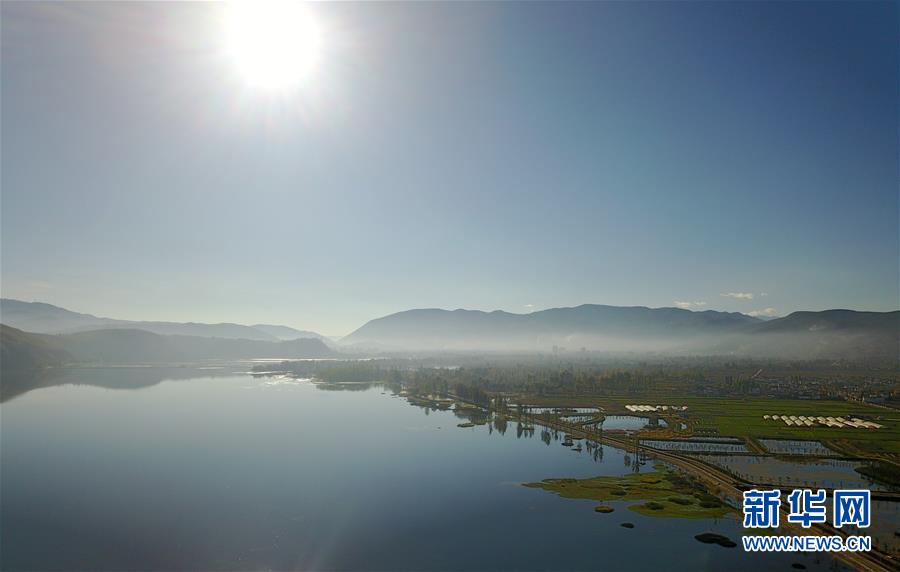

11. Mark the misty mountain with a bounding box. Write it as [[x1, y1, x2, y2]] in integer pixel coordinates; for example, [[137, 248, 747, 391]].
[[726, 310, 900, 360], [1, 299, 115, 333], [1, 299, 328, 343], [0, 325, 73, 371], [0, 324, 336, 368], [342, 304, 760, 352], [342, 304, 899, 359], [251, 324, 334, 345], [58, 329, 336, 363], [749, 309, 898, 335]]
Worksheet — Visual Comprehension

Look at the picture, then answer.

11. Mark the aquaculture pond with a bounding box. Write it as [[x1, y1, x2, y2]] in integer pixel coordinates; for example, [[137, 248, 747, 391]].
[[560, 414, 602, 423], [1, 368, 846, 571], [863, 500, 900, 556], [693, 454, 893, 491], [602, 415, 668, 431], [675, 437, 745, 443], [758, 439, 840, 457], [519, 406, 600, 415], [641, 439, 750, 454]]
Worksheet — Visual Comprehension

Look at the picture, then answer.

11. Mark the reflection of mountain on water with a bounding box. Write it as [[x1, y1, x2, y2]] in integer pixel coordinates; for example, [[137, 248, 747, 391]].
[[1, 366, 235, 403]]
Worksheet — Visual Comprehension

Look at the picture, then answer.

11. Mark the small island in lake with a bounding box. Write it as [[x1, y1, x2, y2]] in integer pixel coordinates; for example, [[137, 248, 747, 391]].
[[524, 468, 730, 519], [694, 532, 737, 548]]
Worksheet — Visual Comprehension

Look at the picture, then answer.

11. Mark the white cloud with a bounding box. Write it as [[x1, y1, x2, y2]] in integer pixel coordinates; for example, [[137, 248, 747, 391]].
[[720, 292, 754, 300], [748, 307, 778, 317], [523, 304, 535, 311], [674, 301, 707, 310], [760, 292, 769, 297]]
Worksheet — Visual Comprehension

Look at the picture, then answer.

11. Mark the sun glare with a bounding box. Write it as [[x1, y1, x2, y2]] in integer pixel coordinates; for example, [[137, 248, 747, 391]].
[[224, 1, 322, 92]]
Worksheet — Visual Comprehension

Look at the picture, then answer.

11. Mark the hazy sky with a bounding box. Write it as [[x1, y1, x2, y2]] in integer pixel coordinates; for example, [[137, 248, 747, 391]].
[[2, 1, 898, 335]]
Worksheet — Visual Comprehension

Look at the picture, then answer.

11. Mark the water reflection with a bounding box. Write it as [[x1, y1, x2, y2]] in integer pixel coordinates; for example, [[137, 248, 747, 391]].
[[0, 369, 853, 571], [0, 366, 238, 403]]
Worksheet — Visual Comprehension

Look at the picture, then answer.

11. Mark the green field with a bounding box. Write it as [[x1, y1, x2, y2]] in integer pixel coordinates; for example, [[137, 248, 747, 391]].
[[674, 397, 900, 455]]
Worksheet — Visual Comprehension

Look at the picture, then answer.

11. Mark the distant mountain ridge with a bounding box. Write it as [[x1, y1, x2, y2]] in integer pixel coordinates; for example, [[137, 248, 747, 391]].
[[58, 329, 335, 363], [731, 309, 900, 359], [251, 324, 333, 344], [0, 299, 328, 342], [342, 304, 899, 359], [4, 299, 896, 362], [0, 324, 335, 369], [342, 304, 759, 351], [748, 309, 897, 335], [0, 324, 73, 371]]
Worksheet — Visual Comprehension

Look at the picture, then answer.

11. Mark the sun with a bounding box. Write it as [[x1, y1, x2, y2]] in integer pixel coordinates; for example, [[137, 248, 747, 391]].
[[224, 1, 322, 92]]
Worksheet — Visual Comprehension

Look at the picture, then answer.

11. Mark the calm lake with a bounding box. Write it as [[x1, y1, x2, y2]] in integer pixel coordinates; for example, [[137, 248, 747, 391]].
[[1, 367, 845, 571]]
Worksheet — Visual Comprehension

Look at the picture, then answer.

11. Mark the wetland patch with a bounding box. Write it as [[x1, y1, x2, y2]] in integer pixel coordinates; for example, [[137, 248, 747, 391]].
[[524, 468, 730, 519]]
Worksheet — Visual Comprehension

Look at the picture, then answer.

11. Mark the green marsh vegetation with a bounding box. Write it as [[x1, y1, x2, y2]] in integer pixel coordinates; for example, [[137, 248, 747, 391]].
[[524, 467, 730, 519]]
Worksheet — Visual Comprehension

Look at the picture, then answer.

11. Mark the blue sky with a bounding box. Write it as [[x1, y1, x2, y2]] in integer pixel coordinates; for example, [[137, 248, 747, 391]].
[[2, 1, 897, 335]]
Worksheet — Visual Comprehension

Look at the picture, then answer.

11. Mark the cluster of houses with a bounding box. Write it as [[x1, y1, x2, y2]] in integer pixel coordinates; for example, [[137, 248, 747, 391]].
[[625, 404, 688, 412], [762, 414, 883, 429]]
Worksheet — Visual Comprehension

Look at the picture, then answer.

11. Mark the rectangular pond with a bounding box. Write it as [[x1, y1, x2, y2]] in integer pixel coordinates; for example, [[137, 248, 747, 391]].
[[758, 439, 840, 457], [642, 439, 750, 454]]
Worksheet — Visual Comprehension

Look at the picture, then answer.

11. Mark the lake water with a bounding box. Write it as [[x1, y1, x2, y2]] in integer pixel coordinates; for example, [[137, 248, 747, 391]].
[[1, 368, 846, 570]]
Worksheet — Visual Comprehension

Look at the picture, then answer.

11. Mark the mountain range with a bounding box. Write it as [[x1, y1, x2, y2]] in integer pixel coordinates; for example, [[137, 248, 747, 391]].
[[342, 304, 899, 359], [0, 299, 331, 343], [343, 305, 757, 350], [0, 299, 336, 370], [2, 299, 897, 368], [0, 324, 335, 370]]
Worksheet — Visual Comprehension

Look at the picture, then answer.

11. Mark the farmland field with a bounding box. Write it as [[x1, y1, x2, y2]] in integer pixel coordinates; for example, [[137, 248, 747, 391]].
[[677, 398, 900, 454]]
